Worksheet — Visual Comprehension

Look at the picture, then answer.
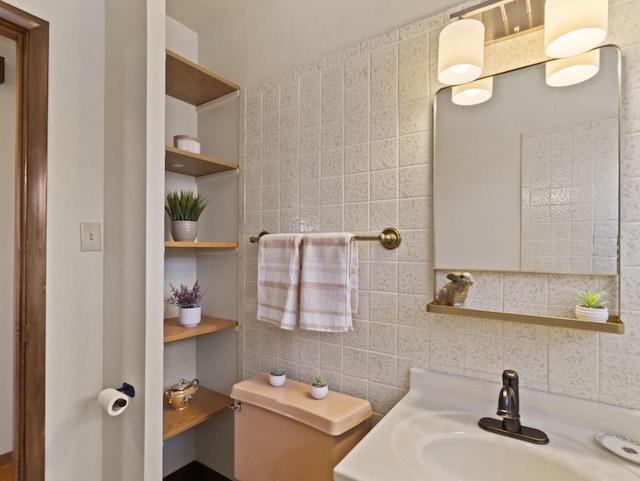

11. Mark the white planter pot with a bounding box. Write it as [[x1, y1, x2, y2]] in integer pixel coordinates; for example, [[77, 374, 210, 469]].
[[311, 385, 328, 400], [179, 306, 202, 327], [575, 305, 609, 322], [171, 220, 198, 242], [269, 374, 286, 387]]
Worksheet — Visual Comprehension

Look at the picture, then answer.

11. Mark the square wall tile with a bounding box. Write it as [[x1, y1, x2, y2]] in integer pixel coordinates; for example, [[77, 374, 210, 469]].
[[344, 202, 370, 232], [369, 291, 398, 324], [370, 169, 398, 201], [369, 322, 397, 355], [398, 326, 429, 361], [371, 138, 398, 171], [399, 33, 429, 72], [345, 143, 370, 174], [368, 352, 397, 385]]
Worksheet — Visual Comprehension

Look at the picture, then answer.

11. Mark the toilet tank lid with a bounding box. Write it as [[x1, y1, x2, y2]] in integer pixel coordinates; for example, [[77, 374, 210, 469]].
[[231, 373, 372, 436]]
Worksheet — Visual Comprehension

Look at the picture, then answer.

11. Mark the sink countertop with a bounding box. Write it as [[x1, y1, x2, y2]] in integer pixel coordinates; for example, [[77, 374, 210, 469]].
[[334, 368, 640, 481]]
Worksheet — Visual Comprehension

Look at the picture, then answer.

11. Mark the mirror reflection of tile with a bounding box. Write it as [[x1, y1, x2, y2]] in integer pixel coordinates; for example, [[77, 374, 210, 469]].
[[521, 118, 618, 274]]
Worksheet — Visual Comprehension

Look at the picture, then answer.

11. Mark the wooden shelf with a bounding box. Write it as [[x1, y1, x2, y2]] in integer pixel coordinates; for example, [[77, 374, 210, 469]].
[[164, 316, 237, 343], [166, 49, 239, 106], [165, 146, 238, 177], [426, 302, 625, 334], [163, 386, 231, 440], [165, 241, 238, 249]]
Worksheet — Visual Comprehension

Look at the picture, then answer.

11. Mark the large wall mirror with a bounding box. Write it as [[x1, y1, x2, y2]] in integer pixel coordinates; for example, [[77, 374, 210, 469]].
[[434, 45, 620, 276]]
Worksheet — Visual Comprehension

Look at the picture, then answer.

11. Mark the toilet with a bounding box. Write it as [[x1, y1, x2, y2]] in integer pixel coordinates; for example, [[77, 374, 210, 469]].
[[230, 373, 372, 481]]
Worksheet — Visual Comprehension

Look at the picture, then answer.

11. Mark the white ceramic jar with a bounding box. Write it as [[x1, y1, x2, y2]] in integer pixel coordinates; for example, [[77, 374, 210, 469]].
[[173, 134, 201, 154]]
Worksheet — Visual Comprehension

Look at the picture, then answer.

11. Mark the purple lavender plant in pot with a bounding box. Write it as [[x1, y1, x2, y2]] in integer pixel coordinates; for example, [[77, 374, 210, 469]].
[[168, 281, 203, 327]]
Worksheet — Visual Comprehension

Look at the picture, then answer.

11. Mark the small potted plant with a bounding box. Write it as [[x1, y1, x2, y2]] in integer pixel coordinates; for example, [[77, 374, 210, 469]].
[[311, 376, 328, 400], [575, 289, 608, 322], [269, 368, 286, 387], [165, 190, 210, 242], [168, 281, 203, 327]]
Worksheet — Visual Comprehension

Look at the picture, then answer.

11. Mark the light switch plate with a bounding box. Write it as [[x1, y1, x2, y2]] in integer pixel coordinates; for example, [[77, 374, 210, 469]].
[[80, 223, 102, 252]]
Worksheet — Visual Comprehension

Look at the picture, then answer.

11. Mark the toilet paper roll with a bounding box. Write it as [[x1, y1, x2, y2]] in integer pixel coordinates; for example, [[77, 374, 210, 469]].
[[97, 388, 129, 416]]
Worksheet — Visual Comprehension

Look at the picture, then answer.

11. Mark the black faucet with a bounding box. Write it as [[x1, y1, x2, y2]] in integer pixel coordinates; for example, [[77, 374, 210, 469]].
[[479, 370, 549, 444], [497, 370, 521, 433]]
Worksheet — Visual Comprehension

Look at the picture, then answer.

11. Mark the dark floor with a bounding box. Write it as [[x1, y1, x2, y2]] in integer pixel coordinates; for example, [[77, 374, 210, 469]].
[[164, 461, 232, 481]]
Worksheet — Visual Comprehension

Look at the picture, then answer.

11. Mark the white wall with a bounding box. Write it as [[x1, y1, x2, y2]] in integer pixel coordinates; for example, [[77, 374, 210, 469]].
[[0, 34, 16, 457], [7, 0, 105, 479], [144, 1, 167, 479], [103, 0, 166, 480], [197, 0, 463, 87]]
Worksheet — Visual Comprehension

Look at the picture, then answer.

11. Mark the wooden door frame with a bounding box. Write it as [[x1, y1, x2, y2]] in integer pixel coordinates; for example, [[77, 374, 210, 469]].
[[0, 2, 48, 481]]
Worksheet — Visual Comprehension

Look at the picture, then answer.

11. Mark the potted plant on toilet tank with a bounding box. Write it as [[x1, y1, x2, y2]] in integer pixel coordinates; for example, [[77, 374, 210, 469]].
[[575, 289, 608, 322], [269, 368, 286, 387], [168, 281, 203, 327], [165, 190, 210, 242], [311, 376, 328, 400]]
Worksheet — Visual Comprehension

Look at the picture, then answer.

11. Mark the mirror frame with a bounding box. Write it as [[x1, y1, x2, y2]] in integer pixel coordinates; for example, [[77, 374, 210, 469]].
[[0, 2, 48, 480], [429, 46, 624, 334]]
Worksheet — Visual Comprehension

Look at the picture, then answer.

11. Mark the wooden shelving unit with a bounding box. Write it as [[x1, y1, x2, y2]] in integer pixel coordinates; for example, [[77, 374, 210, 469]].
[[162, 46, 240, 456], [163, 386, 232, 440], [164, 316, 237, 344], [165, 241, 238, 249], [166, 49, 239, 106], [426, 302, 625, 334], [165, 146, 238, 177]]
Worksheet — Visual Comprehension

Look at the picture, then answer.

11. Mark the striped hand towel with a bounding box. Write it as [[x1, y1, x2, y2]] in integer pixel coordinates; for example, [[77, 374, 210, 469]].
[[257, 233, 304, 330], [299, 233, 358, 332]]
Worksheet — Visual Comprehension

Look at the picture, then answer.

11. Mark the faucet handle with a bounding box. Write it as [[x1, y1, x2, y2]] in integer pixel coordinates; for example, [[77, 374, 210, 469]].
[[502, 369, 518, 386]]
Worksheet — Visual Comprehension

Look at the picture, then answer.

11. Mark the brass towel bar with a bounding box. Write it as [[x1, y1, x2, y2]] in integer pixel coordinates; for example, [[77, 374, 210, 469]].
[[249, 227, 402, 250]]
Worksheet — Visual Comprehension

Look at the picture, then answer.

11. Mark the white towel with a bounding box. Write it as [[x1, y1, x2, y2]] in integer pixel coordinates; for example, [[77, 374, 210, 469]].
[[257, 234, 304, 330], [299, 233, 358, 332]]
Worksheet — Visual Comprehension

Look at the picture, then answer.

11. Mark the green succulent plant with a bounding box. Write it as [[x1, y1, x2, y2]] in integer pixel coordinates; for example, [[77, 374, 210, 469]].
[[270, 368, 285, 376], [312, 376, 326, 388], [577, 290, 607, 309], [165, 190, 210, 221]]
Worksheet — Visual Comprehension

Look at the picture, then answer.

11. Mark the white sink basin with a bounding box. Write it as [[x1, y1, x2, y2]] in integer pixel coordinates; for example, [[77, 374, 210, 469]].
[[334, 369, 640, 481], [422, 433, 581, 481]]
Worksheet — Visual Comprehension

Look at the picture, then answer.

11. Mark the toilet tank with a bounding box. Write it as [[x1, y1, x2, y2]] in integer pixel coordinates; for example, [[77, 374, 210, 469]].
[[231, 373, 372, 481]]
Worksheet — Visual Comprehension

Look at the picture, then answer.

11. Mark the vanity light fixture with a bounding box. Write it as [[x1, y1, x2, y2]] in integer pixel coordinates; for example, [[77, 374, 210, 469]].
[[452, 77, 493, 105], [437, 18, 485, 85], [544, 0, 608, 58], [439, 0, 545, 85], [546, 49, 600, 87]]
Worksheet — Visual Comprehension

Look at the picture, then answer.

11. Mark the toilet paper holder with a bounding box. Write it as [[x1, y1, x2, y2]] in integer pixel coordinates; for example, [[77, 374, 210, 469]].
[[117, 382, 136, 398], [97, 382, 136, 417]]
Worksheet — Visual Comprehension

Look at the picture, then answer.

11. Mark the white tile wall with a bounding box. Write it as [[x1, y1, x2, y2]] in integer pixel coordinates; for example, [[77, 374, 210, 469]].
[[238, 0, 640, 414]]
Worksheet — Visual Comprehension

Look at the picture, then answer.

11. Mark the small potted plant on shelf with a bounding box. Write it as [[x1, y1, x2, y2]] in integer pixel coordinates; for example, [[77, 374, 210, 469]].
[[311, 376, 328, 400], [575, 289, 608, 322], [269, 368, 286, 387], [165, 190, 210, 242], [168, 281, 203, 327]]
